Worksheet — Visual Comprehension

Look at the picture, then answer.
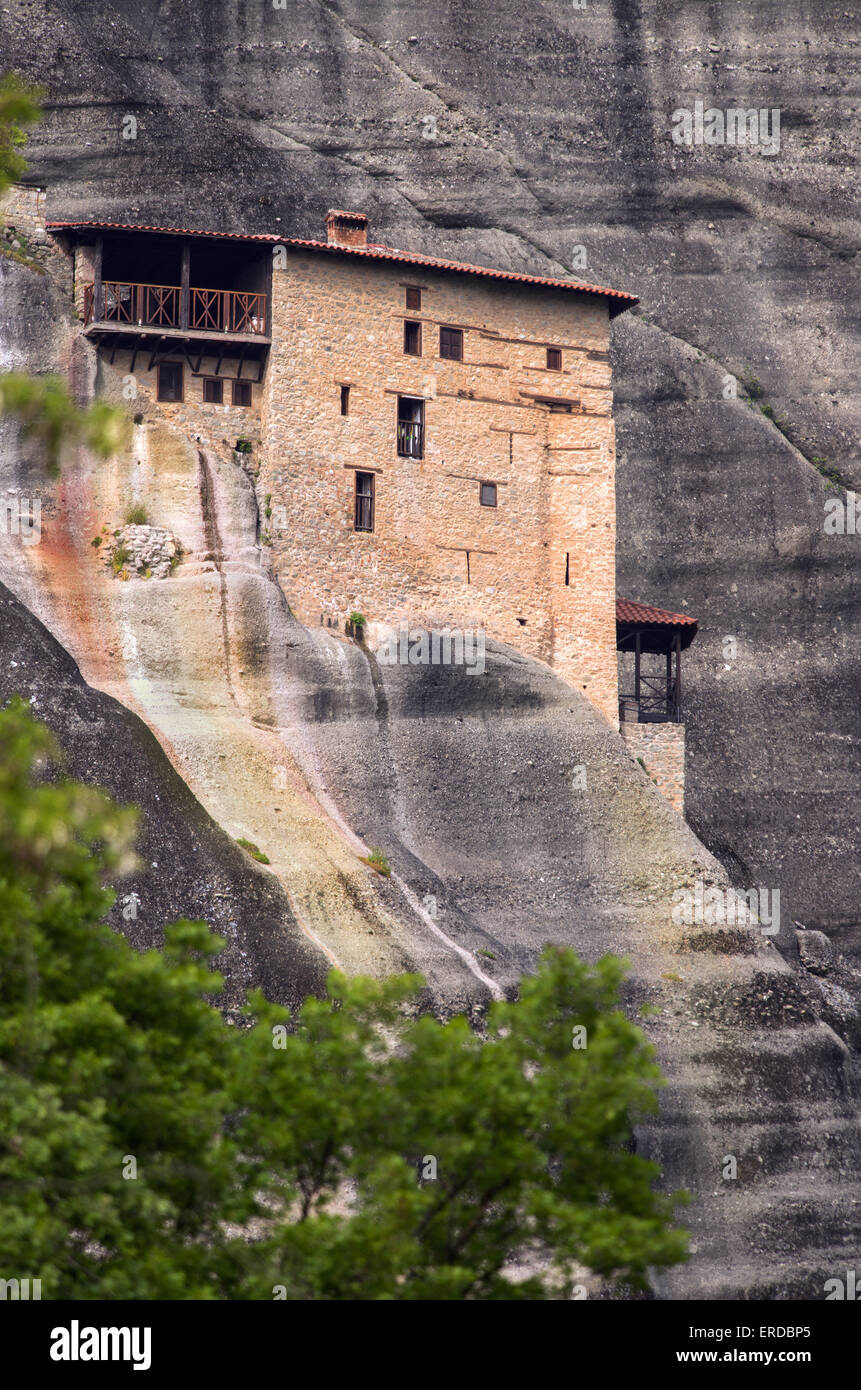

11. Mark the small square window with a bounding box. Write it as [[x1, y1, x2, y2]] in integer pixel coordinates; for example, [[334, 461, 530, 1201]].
[[355, 471, 375, 532], [404, 320, 422, 356], [479, 481, 497, 508], [157, 362, 183, 402], [232, 379, 252, 407], [440, 326, 463, 361], [546, 347, 562, 371], [405, 286, 422, 311], [202, 376, 223, 404], [340, 384, 350, 415]]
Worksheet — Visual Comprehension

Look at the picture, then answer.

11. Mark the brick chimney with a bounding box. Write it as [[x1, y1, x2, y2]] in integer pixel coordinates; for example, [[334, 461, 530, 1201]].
[[325, 209, 369, 247]]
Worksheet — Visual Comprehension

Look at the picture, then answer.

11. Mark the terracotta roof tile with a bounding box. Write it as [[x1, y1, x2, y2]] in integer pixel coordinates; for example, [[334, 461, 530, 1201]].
[[45, 221, 638, 313], [616, 599, 698, 627]]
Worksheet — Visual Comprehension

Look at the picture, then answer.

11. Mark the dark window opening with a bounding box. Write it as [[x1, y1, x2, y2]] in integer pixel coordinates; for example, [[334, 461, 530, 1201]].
[[397, 396, 424, 458], [355, 471, 375, 532], [479, 481, 497, 508], [565, 551, 570, 586], [340, 384, 350, 415], [439, 326, 463, 361], [232, 379, 252, 407], [403, 320, 422, 356], [547, 347, 562, 371], [405, 286, 422, 311], [157, 362, 183, 402], [516, 617, 527, 626], [203, 376, 223, 404]]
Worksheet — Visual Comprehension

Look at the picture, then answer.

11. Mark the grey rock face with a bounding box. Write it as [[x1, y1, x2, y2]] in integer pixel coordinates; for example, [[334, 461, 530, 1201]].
[[1, 0, 861, 1300], [1, 0, 857, 959], [0, 577, 329, 1013], [797, 928, 835, 977]]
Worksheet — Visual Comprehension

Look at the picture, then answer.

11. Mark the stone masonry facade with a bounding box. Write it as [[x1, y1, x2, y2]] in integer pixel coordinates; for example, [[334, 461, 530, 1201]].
[[44, 202, 635, 729], [620, 721, 686, 815], [261, 246, 622, 725], [0, 182, 47, 241]]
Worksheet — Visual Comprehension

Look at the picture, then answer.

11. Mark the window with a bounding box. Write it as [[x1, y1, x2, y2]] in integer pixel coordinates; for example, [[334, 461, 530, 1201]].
[[340, 384, 350, 415], [479, 481, 497, 508], [202, 376, 223, 404], [397, 396, 424, 458], [439, 326, 463, 361], [403, 320, 422, 356], [546, 347, 562, 371], [355, 471, 375, 531], [157, 362, 183, 402], [405, 286, 422, 311], [232, 379, 252, 407]]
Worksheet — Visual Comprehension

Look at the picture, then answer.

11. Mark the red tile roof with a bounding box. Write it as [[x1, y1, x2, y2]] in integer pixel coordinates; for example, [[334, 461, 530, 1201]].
[[616, 599, 698, 627], [45, 220, 638, 314]]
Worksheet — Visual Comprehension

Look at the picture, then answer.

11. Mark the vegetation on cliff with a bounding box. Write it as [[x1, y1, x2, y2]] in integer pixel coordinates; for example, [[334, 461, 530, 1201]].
[[0, 698, 687, 1299]]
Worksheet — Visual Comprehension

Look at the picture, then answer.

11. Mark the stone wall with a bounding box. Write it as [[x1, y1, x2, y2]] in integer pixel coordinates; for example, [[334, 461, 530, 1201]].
[[0, 182, 46, 241], [94, 343, 262, 458], [620, 720, 686, 815], [262, 250, 620, 724]]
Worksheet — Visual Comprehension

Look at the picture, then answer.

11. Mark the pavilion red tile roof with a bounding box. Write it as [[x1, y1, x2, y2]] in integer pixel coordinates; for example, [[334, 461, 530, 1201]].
[[45, 220, 638, 315], [616, 599, 698, 627]]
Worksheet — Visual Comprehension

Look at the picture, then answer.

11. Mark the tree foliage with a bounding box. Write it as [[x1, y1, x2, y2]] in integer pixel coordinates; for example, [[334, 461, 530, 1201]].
[[0, 73, 129, 469], [0, 699, 687, 1299], [0, 71, 42, 194]]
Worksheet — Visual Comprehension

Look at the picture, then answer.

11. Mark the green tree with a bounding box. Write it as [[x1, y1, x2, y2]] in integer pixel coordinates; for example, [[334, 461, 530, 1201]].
[[0, 71, 42, 191], [0, 72, 129, 469], [0, 699, 687, 1299]]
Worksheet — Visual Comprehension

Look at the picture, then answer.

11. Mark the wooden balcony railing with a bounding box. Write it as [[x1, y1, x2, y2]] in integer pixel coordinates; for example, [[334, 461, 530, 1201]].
[[82, 282, 267, 335]]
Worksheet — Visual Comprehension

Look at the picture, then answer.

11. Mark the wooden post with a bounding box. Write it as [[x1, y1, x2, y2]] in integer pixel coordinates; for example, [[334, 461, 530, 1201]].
[[675, 632, 682, 721], [92, 237, 103, 322], [180, 242, 190, 330], [666, 648, 673, 720], [634, 630, 641, 717]]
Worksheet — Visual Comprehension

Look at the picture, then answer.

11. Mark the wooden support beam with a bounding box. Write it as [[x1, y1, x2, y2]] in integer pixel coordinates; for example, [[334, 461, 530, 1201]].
[[180, 243, 190, 331], [92, 236, 103, 322], [675, 632, 682, 720], [147, 337, 165, 372]]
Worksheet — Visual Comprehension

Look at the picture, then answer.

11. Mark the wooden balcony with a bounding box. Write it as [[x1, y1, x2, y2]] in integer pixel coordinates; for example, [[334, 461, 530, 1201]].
[[82, 282, 268, 338]]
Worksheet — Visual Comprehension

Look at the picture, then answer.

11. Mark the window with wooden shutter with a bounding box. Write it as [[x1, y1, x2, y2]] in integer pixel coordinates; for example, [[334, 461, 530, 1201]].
[[202, 376, 223, 404], [405, 286, 421, 311], [157, 362, 183, 402], [354, 471, 375, 531], [546, 347, 562, 370], [439, 326, 463, 361]]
